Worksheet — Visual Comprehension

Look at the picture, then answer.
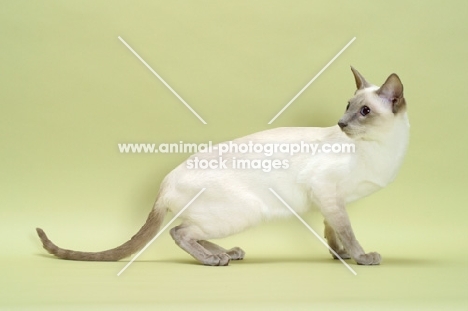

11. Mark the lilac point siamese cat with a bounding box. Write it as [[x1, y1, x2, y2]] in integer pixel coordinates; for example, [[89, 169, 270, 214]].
[[37, 67, 409, 266]]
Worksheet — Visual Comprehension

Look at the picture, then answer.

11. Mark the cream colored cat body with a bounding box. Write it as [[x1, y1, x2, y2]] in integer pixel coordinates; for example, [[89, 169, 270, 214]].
[[37, 67, 409, 266]]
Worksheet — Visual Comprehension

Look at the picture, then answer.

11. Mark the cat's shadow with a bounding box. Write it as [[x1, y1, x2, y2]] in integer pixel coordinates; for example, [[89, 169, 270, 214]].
[[35, 254, 439, 267], [150, 257, 343, 266], [375, 257, 440, 266], [150, 256, 440, 267]]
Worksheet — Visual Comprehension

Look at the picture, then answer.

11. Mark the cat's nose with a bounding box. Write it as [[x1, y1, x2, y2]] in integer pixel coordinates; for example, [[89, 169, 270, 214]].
[[338, 121, 348, 129]]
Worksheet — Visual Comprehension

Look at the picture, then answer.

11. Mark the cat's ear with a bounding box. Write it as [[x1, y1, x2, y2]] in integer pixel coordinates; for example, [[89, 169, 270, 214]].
[[377, 73, 406, 113], [351, 66, 371, 90]]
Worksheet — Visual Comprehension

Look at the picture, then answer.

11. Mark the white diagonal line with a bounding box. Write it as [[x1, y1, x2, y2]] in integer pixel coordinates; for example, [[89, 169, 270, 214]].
[[268, 37, 356, 124], [117, 188, 206, 276], [268, 188, 357, 276], [118, 36, 207, 125]]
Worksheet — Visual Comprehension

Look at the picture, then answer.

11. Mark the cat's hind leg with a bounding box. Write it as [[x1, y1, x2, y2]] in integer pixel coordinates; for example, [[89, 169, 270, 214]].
[[198, 240, 245, 260], [324, 220, 351, 260], [169, 225, 230, 266]]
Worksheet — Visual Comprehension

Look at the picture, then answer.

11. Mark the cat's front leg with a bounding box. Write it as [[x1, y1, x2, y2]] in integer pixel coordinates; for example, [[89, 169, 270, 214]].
[[324, 220, 351, 260], [319, 198, 381, 265]]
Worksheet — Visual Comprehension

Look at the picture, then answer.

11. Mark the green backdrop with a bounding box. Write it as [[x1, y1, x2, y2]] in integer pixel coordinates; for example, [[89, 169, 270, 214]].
[[1, 0, 467, 309]]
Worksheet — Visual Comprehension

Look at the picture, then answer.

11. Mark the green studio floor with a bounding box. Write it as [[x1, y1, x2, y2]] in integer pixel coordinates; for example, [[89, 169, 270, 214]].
[[2, 209, 468, 310], [2, 1, 468, 310]]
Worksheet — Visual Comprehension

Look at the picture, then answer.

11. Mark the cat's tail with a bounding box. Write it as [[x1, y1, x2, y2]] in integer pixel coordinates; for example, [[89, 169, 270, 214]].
[[36, 205, 166, 261]]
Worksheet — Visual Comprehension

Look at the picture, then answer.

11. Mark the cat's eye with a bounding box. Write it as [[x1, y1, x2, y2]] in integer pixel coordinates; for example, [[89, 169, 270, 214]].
[[360, 106, 371, 116], [346, 103, 350, 111]]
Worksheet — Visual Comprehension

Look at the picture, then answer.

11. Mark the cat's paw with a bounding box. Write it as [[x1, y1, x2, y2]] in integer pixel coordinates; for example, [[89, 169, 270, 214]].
[[355, 252, 381, 265], [330, 249, 351, 260], [226, 247, 245, 260], [204, 253, 231, 266]]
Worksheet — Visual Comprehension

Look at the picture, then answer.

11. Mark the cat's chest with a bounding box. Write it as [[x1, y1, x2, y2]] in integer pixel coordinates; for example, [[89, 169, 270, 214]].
[[342, 142, 406, 202], [343, 177, 386, 203]]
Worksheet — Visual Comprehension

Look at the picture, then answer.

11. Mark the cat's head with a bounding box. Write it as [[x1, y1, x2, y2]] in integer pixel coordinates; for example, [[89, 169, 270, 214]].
[[338, 67, 407, 140]]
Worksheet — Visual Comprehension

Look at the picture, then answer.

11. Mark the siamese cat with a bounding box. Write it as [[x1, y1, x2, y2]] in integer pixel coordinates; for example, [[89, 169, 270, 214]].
[[37, 67, 409, 266]]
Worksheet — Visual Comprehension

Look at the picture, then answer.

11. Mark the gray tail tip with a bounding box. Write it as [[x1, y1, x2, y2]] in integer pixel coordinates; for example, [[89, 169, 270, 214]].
[[36, 228, 47, 241]]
